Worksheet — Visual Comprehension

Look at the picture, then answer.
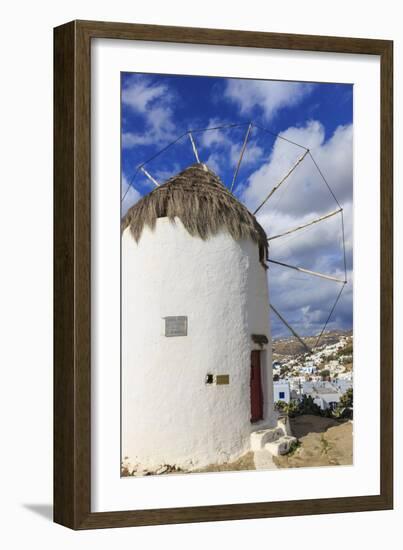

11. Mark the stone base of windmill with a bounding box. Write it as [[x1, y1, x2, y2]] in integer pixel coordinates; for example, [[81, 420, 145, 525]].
[[250, 416, 297, 470]]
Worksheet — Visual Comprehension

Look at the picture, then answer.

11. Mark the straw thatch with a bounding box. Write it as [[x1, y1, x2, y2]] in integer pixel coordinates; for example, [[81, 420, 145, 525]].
[[122, 163, 268, 261]]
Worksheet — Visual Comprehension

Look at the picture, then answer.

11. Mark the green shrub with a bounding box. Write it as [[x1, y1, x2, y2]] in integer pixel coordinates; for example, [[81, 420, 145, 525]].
[[284, 400, 300, 418], [340, 387, 353, 408], [298, 395, 323, 416], [274, 400, 287, 412], [275, 396, 323, 418], [286, 440, 301, 456]]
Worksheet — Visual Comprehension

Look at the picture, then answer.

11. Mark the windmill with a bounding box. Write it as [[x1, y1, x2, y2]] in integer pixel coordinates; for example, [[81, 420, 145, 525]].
[[121, 121, 348, 474]]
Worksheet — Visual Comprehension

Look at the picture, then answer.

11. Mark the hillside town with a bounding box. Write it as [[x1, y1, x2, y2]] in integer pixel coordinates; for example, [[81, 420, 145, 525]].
[[272, 330, 353, 414]]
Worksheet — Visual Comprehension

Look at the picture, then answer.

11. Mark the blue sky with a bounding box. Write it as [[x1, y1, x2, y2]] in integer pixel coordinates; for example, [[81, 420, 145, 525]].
[[121, 72, 353, 338]]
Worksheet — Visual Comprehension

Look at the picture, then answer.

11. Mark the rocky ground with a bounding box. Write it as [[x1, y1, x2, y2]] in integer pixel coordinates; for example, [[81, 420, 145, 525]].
[[193, 452, 256, 473], [273, 415, 353, 468]]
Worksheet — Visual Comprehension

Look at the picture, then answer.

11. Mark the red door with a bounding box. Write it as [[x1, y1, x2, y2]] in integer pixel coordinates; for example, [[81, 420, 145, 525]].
[[250, 350, 264, 423]]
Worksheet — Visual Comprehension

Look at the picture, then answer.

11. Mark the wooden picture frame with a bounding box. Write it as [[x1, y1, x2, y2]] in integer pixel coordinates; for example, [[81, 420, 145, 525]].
[[54, 19, 393, 529]]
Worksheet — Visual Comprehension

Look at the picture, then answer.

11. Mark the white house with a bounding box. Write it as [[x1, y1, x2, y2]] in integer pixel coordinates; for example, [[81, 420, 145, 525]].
[[121, 163, 276, 473], [273, 380, 291, 404], [310, 384, 341, 410], [300, 365, 316, 375], [333, 378, 353, 394]]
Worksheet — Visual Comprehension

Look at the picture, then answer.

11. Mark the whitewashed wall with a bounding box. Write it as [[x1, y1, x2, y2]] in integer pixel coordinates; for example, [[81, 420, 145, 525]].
[[122, 217, 274, 470]]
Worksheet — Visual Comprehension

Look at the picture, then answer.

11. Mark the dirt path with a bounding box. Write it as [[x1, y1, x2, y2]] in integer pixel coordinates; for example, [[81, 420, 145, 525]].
[[274, 415, 353, 468]]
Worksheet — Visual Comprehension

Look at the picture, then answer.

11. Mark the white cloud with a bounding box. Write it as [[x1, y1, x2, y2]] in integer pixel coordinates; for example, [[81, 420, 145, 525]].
[[122, 77, 176, 148], [122, 81, 168, 112], [199, 119, 229, 148], [122, 132, 156, 148], [270, 265, 353, 338], [224, 79, 314, 122], [204, 152, 222, 174], [229, 141, 263, 167]]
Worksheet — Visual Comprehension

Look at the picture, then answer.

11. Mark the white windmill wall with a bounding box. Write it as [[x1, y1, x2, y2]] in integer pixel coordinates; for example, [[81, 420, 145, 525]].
[[122, 217, 274, 471]]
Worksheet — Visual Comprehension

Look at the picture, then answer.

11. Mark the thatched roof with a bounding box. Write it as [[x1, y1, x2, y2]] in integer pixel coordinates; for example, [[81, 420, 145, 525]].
[[122, 163, 268, 261]]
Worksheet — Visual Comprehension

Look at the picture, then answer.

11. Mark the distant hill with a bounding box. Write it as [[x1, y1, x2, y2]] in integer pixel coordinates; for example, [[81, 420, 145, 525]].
[[273, 329, 352, 357]]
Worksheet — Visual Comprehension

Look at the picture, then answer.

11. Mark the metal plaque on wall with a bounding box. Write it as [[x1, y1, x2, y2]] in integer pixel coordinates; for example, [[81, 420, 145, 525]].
[[164, 316, 188, 337]]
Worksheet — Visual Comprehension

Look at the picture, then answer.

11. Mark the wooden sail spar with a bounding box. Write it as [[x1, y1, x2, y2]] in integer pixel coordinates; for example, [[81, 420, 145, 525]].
[[268, 208, 342, 241], [253, 149, 309, 215], [140, 166, 160, 187], [188, 132, 200, 163], [268, 259, 347, 284], [231, 122, 253, 192]]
